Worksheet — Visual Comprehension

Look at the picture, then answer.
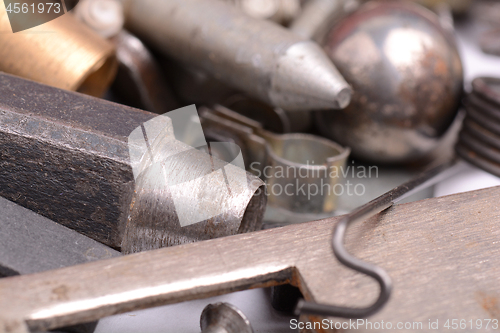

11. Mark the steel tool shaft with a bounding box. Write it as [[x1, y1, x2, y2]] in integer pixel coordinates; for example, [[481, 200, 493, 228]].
[[119, 0, 352, 111], [0, 73, 265, 250]]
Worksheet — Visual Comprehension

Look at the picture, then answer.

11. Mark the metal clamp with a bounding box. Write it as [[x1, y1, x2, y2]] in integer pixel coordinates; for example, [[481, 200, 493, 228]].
[[200, 105, 350, 215]]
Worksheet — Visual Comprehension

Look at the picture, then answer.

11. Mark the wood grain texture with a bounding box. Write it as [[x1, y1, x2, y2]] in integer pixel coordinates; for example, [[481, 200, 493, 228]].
[[0, 186, 499, 333]]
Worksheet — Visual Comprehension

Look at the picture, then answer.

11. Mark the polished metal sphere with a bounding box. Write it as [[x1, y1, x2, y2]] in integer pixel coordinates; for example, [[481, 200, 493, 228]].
[[317, 1, 463, 164]]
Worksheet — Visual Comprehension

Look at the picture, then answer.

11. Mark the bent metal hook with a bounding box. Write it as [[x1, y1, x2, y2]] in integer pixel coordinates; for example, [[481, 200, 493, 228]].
[[296, 158, 459, 318]]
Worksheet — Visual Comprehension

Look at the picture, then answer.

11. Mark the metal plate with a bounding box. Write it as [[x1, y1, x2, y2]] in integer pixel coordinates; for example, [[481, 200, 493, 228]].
[[0, 187, 499, 332]]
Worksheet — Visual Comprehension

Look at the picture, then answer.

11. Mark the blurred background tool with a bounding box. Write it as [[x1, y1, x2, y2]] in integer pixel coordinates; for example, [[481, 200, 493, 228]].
[[408, 0, 471, 14], [74, 0, 180, 114], [0, 1, 117, 97], [472, 0, 500, 57], [480, 28, 500, 57], [162, 66, 314, 133], [74, 0, 124, 38], [118, 0, 352, 111], [316, 1, 463, 164], [110, 31, 181, 114], [200, 105, 350, 215], [457, 77, 500, 176], [200, 303, 253, 333], [0, 73, 265, 251], [221, 95, 312, 134], [358, 0, 472, 14], [289, 0, 348, 43], [0, 186, 499, 332], [222, 0, 301, 25]]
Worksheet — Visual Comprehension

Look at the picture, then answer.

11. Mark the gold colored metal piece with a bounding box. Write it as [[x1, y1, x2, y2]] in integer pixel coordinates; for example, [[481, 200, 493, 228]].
[[0, 3, 117, 97]]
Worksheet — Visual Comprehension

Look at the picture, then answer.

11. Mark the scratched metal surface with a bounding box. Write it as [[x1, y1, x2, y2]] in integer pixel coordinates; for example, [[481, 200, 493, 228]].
[[0, 187, 498, 332], [306, 188, 500, 332], [0, 196, 120, 277]]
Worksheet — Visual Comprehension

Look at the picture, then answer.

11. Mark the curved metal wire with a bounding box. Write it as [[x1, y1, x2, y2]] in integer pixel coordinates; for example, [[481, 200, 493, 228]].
[[295, 158, 459, 318]]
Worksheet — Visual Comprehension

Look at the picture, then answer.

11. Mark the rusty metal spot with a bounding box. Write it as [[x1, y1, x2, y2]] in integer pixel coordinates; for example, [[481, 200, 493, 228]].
[[477, 291, 500, 320]]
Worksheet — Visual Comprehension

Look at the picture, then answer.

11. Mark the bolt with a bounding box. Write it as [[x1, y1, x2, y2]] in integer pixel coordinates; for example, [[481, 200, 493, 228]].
[[200, 303, 253, 333]]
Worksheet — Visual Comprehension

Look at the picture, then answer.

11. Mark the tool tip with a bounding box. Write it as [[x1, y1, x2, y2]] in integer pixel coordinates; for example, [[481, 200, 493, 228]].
[[335, 86, 353, 109], [270, 41, 352, 111]]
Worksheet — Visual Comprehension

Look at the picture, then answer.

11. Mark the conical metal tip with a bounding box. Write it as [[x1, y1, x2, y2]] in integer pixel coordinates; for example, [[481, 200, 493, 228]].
[[269, 41, 352, 111], [335, 86, 353, 109]]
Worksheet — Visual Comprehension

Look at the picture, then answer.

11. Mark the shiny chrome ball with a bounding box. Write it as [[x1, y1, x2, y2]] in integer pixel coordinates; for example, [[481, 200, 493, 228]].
[[317, 1, 463, 164]]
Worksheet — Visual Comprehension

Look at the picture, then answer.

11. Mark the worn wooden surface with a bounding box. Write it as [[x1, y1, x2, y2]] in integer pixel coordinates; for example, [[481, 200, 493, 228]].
[[0, 186, 499, 332]]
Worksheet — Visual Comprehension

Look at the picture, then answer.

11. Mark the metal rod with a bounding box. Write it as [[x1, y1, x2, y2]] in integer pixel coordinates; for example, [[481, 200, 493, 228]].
[[119, 0, 352, 111]]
